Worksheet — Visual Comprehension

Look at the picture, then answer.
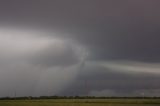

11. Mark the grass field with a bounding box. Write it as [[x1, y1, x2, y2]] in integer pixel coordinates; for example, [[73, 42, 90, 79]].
[[0, 99, 160, 106]]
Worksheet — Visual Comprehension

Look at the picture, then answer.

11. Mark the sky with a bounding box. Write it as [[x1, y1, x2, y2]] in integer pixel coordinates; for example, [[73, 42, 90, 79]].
[[0, 0, 160, 97]]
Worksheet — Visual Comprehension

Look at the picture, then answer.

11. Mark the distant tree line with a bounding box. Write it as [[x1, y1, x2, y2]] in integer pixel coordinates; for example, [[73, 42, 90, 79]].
[[0, 96, 160, 100]]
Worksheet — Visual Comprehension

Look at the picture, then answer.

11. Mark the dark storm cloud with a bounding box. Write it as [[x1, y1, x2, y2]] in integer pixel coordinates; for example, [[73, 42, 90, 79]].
[[60, 63, 160, 96], [0, 0, 160, 61], [0, 0, 160, 97], [0, 0, 157, 62]]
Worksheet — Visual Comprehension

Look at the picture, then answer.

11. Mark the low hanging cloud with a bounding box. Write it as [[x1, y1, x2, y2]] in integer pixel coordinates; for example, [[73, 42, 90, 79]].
[[60, 60, 160, 96], [0, 27, 87, 97], [98, 61, 160, 74], [89, 89, 160, 97]]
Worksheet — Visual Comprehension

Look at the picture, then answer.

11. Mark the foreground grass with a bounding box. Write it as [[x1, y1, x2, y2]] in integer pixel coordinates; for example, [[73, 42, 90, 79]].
[[0, 99, 160, 106]]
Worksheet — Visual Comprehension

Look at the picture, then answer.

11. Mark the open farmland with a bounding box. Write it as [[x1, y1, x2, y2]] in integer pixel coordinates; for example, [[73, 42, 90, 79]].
[[0, 99, 160, 106]]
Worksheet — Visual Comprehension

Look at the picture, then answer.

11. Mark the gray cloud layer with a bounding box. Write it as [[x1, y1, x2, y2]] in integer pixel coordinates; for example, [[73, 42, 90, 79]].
[[0, 0, 160, 97]]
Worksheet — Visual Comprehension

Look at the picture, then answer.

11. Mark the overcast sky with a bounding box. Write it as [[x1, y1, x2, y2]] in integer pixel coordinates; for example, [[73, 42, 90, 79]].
[[0, 0, 160, 97]]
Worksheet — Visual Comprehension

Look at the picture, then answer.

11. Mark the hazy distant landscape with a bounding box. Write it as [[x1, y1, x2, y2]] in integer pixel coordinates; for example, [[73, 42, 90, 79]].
[[1, 99, 160, 106]]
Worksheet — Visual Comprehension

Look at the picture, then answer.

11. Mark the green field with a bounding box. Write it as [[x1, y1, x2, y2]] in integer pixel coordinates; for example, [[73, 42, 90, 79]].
[[0, 99, 160, 106]]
